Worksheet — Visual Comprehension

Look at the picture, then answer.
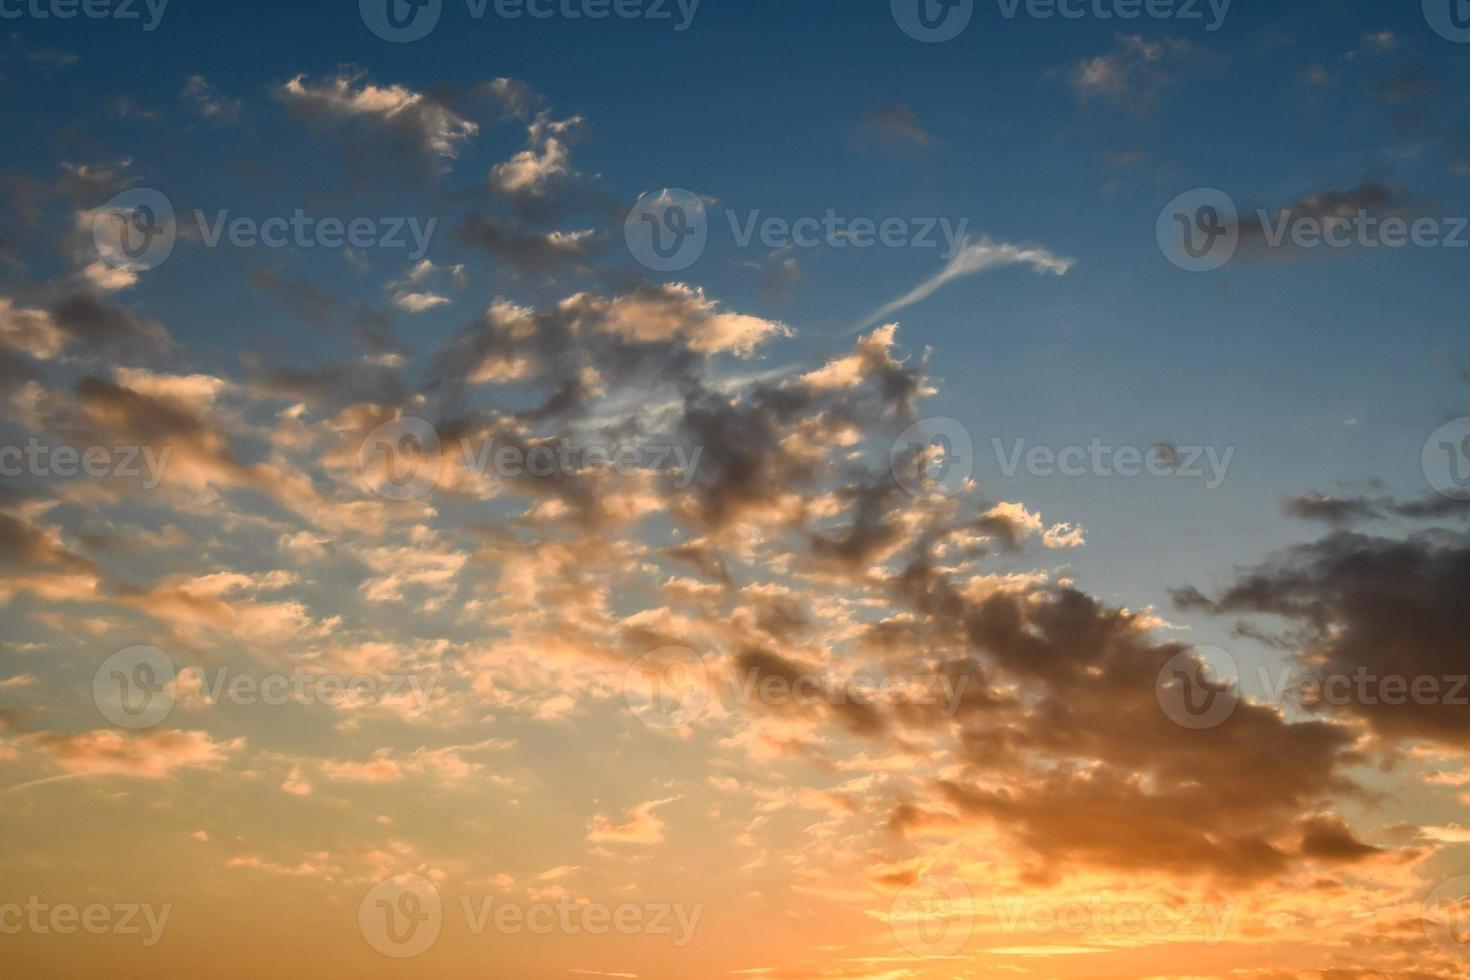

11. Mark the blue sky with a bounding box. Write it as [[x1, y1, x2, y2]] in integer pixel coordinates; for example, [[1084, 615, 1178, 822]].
[[9, 0, 1465, 633]]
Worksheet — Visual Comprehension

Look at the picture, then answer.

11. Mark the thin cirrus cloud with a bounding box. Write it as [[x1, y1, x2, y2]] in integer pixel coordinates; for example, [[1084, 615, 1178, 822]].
[[854, 235, 1075, 331]]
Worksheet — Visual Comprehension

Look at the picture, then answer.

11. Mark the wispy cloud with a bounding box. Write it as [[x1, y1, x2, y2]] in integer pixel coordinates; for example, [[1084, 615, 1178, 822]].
[[855, 236, 1074, 330]]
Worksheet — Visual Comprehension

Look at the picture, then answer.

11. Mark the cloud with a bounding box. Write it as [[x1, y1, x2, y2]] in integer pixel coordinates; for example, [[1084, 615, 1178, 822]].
[[587, 797, 681, 844], [1177, 528, 1470, 747], [1284, 491, 1470, 524], [279, 72, 478, 176], [1237, 180, 1417, 261], [1064, 34, 1195, 112], [490, 112, 582, 197], [856, 236, 1073, 329], [182, 75, 241, 121], [25, 729, 243, 779], [858, 104, 933, 148]]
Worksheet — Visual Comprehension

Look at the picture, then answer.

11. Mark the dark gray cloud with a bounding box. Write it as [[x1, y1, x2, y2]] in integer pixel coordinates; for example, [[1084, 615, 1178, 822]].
[[1177, 529, 1470, 748]]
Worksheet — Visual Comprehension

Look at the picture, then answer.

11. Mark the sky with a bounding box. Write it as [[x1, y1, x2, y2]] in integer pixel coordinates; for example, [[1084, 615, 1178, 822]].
[[2, 0, 1470, 977]]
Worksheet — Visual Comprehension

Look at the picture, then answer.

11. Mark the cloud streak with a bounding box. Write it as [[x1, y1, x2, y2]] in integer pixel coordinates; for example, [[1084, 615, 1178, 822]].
[[855, 236, 1074, 331]]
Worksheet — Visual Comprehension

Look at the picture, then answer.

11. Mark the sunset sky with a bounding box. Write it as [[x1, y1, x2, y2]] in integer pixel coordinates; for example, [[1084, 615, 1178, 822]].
[[3, 1, 1470, 977]]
